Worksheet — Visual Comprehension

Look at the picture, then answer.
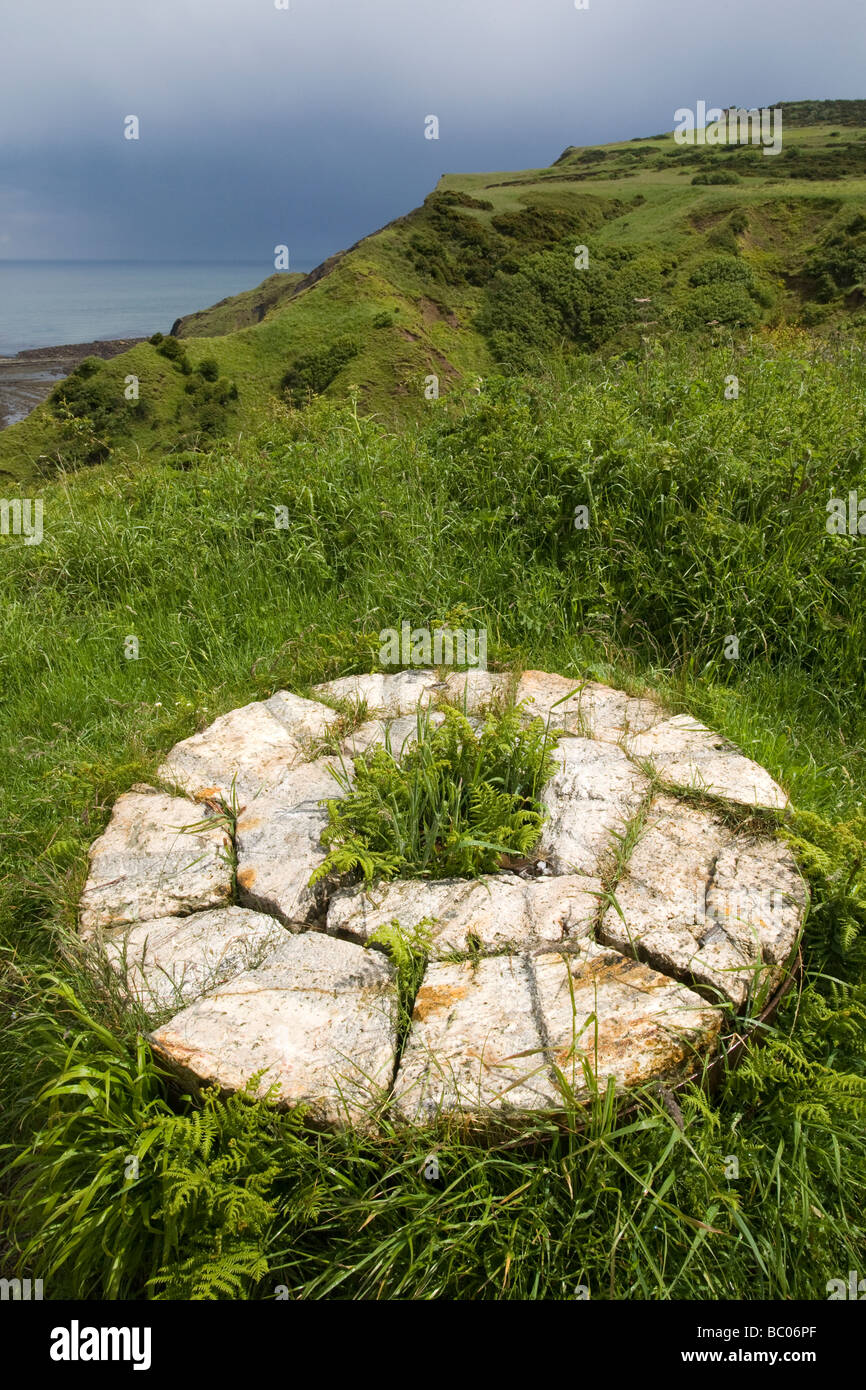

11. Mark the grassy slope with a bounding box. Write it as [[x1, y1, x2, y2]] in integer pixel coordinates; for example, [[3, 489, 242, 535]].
[[1, 337, 864, 1299], [4, 102, 866, 484], [170, 270, 306, 336]]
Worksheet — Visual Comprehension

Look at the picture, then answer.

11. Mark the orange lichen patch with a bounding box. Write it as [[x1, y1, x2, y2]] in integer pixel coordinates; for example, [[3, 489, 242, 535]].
[[237, 868, 257, 891], [193, 787, 222, 803], [412, 983, 469, 1022]]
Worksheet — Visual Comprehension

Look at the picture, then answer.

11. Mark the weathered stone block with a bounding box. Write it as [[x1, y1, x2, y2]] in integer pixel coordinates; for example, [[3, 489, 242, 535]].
[[149, 933, 398, 1128], [80, 788, 231, 935]]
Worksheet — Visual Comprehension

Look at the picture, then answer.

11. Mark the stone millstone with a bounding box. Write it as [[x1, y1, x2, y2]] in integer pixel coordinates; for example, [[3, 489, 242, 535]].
[[149, 933, 398, 1129], [79, 668, 805, 1131]]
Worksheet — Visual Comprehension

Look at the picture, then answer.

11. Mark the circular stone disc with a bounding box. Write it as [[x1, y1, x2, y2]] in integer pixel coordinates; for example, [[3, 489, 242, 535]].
[[79, 669, 808, 1131]]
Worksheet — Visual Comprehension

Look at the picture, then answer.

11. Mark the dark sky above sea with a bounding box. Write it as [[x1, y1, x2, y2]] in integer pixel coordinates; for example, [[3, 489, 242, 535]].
[[1, 0, 863, 268]]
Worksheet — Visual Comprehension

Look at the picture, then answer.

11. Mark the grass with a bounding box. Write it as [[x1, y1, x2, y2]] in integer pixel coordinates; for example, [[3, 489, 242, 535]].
[[312, 705, 558, 885], [0, 334, 865, 1299]]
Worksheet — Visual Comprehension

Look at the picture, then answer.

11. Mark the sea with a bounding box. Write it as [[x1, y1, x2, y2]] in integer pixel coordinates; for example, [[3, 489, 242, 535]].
[[0, 260, 291, 356]]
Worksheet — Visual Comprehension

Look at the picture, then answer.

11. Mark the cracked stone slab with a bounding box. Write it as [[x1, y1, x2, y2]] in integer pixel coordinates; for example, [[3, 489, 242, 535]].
[[264, 689, 341, 743], [515, 670, 662, 743], [625, 715, 788, 810], [442, 669, 512, 711], [157, 694, 338, 806], [340, 711, 445, 759], [312, 669, 441, 716], [537, 737, 649, 877], [149, 933, 398, 1128], [392, 955, 556, 1123], [79, 788, 231, 936], [534, 941, 722, 1096], [599, 796, 807, 1008], [103, 906, 288, 1012], [328, 872, 599, 956], [234, 756, 349, 926]]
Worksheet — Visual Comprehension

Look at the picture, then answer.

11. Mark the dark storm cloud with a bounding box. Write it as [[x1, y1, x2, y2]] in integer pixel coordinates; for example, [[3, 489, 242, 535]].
[[1, 0, 863, 261]]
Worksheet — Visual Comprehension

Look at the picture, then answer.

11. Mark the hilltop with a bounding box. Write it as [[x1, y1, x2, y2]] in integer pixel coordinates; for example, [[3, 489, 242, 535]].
[[3, 98, 866, 484]]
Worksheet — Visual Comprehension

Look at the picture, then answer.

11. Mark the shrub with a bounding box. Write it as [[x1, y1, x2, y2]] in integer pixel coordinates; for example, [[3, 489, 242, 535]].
[[281, 337, 360, 404], [151, 334, 191, 373], [691, 170, 741, 185]]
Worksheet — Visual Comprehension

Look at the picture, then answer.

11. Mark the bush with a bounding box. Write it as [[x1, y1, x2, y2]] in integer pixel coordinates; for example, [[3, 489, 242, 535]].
[[151, 334, 191, 373], [197, 357, 220, 382], [691, 170, 741, 185], [805, 213, 866, 297], [281, 337, 360, 404], [477, 244, 641, 367]]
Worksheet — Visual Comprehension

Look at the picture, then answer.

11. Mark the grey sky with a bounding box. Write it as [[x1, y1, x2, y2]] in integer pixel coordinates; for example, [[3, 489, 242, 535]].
[[1, 0, 863, 264]]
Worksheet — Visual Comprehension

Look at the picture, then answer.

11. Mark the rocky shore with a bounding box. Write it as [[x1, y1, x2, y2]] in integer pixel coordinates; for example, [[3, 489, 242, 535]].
[[0, 337, 145, 429]]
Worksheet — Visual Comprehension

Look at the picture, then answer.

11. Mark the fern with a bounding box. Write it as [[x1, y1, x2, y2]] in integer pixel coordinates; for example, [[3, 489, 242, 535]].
[[311, 704, 558, 886]]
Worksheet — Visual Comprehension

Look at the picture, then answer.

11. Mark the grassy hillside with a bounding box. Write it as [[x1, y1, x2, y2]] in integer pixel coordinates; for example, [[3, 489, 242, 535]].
[[1, 335, 865, 1299], [4, 100, 866, 484]]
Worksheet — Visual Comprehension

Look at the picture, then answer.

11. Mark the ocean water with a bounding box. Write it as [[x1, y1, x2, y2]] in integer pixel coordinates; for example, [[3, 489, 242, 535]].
[[0, 261, 289, 356]]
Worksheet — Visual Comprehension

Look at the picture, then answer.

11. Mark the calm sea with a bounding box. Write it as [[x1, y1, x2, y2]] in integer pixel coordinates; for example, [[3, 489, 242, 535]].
[[0, 261, 296, 356]]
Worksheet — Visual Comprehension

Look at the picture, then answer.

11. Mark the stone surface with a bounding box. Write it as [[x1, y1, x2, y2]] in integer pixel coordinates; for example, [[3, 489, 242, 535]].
[[625, 715, 788, 810], [328, 872, 599, 956], [340, 712, 445, 759], [392, 956, 555, 1122], [443, 668, 512, 711], [599, 796, 806, 1008], [264, 689, 341, 744], [103, 906, 288, 1012], [516, 670, 662, 743], [234, 757, 349, 926], [312, 669, 441, 716], [538, 737, 649, 877], [533, 941, 722, 1096], [79, 788, 232, 935], [157, 694, 338, 806], [149, 933, 398, 1128]]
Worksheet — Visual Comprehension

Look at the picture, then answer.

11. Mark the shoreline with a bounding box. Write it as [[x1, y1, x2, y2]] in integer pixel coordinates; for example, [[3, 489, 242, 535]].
[[0, 337, 146, 429]]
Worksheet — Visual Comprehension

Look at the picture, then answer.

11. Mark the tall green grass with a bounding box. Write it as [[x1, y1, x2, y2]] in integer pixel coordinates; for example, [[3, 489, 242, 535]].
[[1, 335, 864, 1298]]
